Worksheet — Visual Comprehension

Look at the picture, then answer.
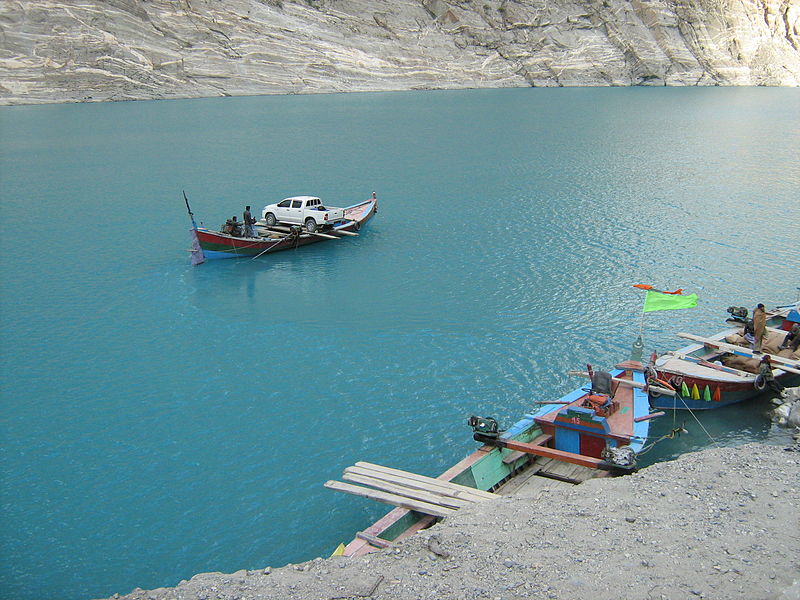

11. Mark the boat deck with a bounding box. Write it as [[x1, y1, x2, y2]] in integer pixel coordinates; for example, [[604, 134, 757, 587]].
[[534, 379, 635, 441]]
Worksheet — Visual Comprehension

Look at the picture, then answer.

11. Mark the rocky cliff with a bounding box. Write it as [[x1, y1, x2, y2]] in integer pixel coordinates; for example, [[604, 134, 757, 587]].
[[2, 0, 799, 105]]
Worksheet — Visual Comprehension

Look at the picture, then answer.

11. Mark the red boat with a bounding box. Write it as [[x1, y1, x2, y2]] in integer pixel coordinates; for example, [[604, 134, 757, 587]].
[[186, 195, 377, 264]]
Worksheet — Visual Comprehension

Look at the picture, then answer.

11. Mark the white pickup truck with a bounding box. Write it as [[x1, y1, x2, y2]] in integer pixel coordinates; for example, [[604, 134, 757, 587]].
[[261, 196, 345, 232]]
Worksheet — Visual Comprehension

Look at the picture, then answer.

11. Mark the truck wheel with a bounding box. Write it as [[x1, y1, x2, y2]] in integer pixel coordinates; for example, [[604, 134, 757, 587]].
[[305, 218, 317, 233], [265, 213, 276, 226]]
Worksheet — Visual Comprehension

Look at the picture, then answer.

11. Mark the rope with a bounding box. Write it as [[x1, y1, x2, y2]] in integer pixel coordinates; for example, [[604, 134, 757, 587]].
[[251, 233, 292, 260]]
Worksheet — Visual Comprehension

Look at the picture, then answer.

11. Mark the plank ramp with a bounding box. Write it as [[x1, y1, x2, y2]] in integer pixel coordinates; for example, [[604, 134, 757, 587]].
[[325, 462, 498, 520]]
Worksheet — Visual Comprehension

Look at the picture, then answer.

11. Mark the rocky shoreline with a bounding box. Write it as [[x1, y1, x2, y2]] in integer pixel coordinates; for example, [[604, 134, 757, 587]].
[[103, 442, 799, 600], [3, 0, 800, 106]]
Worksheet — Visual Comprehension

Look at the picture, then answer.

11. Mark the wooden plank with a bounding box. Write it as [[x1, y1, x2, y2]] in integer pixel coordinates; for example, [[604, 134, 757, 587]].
[[309, 231, 340, 240], [666, 353, 751, 377], [634, 411, 665, 422], [356, 532, 391, 548], [499, 439, 606, 469], [501, 433, 552, 465], [344, 466, 488, 504], [502, 450, 529, 465], [332, 228, 358, 236], [353, 462, 498, 500], [323, 481, 456, 518], [342, 472, 473, 509], [676, 333, 800, 374]]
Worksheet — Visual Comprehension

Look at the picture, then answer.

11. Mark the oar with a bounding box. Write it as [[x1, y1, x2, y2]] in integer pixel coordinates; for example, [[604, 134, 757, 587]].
[[664, 352, 751, 377], [309, 231, 340, 240], [676, 333, 800, 375]]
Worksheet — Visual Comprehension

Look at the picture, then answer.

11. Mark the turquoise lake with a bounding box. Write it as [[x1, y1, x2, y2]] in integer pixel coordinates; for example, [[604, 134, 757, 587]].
[[1, 87, 799, 600]]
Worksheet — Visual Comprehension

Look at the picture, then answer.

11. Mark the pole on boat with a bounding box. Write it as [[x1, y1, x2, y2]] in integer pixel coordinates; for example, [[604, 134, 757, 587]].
[[183, 190, 206, 265], [567, 370, 677, 396]]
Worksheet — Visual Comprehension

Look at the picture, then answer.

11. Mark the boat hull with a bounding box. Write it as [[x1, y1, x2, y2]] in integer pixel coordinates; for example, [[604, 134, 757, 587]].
[[341, 363, 652, 557], [195, 199, 376, 260], [649, 316, 799, 410]]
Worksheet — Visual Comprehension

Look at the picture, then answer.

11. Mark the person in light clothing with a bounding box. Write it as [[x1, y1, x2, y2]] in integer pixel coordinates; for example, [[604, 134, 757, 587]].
[[753, 303, 767, 353]]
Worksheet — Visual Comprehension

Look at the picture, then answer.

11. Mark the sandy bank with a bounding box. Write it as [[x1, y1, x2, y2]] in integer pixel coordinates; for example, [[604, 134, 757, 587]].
[[104, 442, 799, 600]]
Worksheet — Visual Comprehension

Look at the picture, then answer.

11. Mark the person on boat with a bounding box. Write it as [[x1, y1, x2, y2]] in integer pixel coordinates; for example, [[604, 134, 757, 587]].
[[780, 323, 800, 352], [243, 205, 256, 238], [753, 303, 767, 354], [743, 319, 756, 347], [222, 217, 235, 235], [758, 355, 785, 396], [229, 216, 242, 237]]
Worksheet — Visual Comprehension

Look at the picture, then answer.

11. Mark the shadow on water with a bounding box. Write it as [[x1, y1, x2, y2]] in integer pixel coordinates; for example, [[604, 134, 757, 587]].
[[638, 392, 796, 468]]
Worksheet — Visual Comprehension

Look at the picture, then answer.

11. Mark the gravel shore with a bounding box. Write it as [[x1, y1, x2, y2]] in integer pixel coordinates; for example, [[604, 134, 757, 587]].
[[106, 443, 799, 600]]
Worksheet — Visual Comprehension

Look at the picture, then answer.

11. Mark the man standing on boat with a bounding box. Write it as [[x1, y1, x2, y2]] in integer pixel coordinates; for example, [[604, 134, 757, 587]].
[[243, 205, 257, 238], [753, 303, 767, 353]]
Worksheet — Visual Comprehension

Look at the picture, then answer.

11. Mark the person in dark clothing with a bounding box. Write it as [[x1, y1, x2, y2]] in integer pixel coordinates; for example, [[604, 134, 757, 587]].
[[758, 355, 785, 396], [243, 205, 257, 238], [779, 323, 800, 352], [230, 216, 242, 236]]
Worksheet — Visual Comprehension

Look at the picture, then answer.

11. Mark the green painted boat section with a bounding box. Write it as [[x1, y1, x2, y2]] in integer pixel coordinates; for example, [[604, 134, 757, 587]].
[[377, 420, 545, 542], [378, 511, 425, 542]]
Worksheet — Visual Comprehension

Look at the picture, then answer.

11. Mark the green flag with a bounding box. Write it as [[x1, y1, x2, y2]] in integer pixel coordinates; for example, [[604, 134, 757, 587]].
[[643, 291, 698, 312]]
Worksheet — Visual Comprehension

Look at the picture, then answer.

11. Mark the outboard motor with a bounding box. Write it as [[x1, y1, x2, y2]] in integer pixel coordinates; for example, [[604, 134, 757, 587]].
[[601, 444, 636, 470], [468, 415, 500, 441], [727, 306, 748, 321]]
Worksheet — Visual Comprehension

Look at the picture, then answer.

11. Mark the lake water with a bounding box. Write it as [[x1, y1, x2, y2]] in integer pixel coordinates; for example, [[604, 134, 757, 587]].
[[1, 87, 798, 600]]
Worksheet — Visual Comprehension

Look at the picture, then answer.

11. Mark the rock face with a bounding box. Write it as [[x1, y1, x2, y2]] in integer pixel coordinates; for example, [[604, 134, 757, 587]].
[[1, 0, 799, 105]]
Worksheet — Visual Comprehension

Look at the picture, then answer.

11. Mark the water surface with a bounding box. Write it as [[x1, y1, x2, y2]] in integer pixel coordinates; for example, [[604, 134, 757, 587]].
[[1, 87, 798, 600]]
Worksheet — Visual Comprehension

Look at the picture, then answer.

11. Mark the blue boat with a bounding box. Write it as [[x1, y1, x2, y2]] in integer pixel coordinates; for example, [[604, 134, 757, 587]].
[[331, 359, 661, 557]]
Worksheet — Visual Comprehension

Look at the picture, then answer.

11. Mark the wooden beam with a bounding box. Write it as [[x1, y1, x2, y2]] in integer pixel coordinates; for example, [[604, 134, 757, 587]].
[[676, 333, 800, 375], [498, 439, 607, 469], [634, 411, 665, 422], [342, 472, 473, 509], [666, 352, 751, 377], [323, 480, 456, 518], [332, 228, 358, 236], [309, 231, 340, 240], [353, 462, 498, 500], [356, 532, 391, 548], [344, 466, 490, 503]]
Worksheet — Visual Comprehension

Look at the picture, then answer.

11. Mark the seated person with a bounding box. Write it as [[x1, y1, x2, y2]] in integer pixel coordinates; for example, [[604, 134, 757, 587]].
[[780, 323, 800, 351], [222, 218, 234, 234], [229, 216, 242, 236]]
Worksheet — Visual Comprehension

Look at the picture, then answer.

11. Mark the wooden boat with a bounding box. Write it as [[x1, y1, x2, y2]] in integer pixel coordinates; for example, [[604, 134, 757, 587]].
[[188, 196, 377, 262], [647, 303, 800, 410], [327, 360, 663, 557]]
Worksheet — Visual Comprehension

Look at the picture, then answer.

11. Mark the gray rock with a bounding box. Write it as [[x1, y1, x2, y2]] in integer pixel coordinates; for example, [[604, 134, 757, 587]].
[[2, 0, 799, 106]]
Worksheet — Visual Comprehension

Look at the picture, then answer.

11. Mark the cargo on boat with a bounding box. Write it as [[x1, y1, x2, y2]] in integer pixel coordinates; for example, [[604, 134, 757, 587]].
[[184, 193, 377, 263]]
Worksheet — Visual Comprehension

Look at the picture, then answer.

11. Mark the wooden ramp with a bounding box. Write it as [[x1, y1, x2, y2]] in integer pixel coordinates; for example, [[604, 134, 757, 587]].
[[325, 461, 498, 519]]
